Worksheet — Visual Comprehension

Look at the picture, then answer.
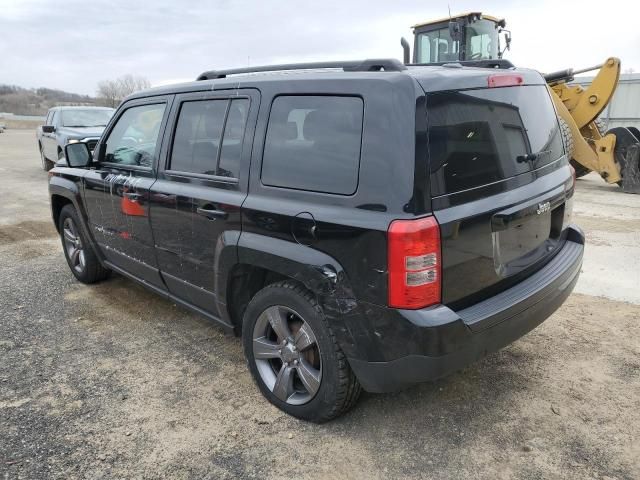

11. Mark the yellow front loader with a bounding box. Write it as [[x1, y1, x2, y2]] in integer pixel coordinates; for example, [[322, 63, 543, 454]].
[[545, 58, 640, 193], [401, 13, 640, 193]]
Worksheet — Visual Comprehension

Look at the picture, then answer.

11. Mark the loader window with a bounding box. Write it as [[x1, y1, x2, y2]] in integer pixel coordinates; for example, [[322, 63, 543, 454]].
[[417, 28, 459, 63], [466, 19, 499, 59]]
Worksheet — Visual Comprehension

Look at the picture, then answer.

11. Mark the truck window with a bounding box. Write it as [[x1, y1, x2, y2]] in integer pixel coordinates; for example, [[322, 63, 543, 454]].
[[170, 99, 227, 175], [261, 96, 364, 195], [104, 103, 166, 168], [218, 99, 249, 179]]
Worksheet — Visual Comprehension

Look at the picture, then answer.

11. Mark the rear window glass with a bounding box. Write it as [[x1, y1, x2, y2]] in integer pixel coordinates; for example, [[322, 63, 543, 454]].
[[261, 96, 363, 195], [170, 98, 248, 178], [427, 85, 564, 196]]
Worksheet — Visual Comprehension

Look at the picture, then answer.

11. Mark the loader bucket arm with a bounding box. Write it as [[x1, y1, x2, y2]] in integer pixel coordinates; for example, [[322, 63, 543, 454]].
[[554, 58, 621, 129], [548, 85, 621, 184]]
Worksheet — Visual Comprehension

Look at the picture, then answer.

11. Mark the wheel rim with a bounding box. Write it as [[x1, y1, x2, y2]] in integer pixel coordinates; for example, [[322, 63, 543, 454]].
[[252, 305, 322, 405], [63, 217, 86, 274]]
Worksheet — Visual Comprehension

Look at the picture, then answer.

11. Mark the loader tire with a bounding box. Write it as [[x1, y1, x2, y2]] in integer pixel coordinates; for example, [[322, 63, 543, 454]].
[[559, 116, 589, 178]]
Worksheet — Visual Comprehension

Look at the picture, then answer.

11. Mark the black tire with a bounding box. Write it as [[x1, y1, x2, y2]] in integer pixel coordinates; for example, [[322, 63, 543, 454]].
[[558, 116, 590, 178], [39, 144, 54, 171], [559, 116, 575, 160], [58, 204, 110, 284], [242, 281, 361, 422]]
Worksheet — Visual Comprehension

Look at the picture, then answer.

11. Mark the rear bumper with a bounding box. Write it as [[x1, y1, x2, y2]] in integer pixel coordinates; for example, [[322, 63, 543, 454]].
[[347, 225, 584, 393]]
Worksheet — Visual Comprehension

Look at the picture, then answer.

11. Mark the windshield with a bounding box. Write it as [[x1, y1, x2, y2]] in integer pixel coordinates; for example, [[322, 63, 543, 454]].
[[61, 109, 114, 128], [466, 19, 499, 59]]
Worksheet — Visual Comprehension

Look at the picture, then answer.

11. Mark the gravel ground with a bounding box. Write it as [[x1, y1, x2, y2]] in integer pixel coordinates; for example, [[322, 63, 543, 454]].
[[1, 129, 639, 479]]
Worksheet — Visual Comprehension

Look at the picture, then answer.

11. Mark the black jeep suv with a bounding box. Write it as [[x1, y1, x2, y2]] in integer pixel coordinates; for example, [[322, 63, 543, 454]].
[[50, 59, 584, 422]]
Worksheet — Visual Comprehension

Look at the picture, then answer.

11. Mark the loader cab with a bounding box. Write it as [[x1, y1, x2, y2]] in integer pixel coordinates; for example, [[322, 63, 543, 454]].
[[412, 13, 508, 63]]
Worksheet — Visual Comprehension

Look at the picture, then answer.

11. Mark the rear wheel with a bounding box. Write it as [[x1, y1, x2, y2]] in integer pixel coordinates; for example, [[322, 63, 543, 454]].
[[58, 205, 110, 283], [242, 281, 361, 422]]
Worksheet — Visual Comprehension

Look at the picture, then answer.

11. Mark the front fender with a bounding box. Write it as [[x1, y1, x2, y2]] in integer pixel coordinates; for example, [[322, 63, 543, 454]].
[[49, 174, 100, 257]]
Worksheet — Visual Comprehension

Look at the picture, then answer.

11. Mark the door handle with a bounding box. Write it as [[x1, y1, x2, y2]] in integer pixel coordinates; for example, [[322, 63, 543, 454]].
[[123, 192, 143, 201], [196, 207, 229, 220]]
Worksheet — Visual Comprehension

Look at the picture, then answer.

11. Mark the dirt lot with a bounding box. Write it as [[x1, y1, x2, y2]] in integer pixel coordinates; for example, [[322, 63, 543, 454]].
[[1, 129, 639, 479]]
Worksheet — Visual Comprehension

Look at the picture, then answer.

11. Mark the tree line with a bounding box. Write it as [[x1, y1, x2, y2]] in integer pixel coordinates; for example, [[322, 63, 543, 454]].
[[0, 74, 151, 116]]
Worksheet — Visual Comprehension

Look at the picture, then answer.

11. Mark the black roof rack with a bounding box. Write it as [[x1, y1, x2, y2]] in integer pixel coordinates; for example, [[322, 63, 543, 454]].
[[196, 58, 407, 80], [408, 59, 515, 69]]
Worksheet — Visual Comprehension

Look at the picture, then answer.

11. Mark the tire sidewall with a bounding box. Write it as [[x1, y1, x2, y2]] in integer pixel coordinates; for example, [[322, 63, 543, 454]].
[[58, 205, 92, 283], [242, 284, 341, 422]]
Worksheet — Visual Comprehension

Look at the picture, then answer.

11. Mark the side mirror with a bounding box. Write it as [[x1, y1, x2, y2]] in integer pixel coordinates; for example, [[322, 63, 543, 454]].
[[448, 21, 461, 41], [42, 125, 56, 134], [65, 142, 92, 168]]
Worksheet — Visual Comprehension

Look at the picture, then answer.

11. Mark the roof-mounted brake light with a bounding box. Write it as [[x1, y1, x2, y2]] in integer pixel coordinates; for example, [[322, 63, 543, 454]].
[[487, 74, 524, 88]]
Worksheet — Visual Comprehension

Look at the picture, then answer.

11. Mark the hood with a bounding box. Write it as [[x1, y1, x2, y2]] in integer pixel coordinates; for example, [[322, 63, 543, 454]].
[[58, 126, 106, 139]]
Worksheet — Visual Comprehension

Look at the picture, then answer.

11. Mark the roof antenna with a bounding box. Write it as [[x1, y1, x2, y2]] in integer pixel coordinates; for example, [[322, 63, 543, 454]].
[[448, 5, 451, 20]]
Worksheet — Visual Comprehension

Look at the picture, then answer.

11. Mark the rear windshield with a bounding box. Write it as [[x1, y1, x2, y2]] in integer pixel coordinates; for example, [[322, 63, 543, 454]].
[[427, 85, 563, 196]]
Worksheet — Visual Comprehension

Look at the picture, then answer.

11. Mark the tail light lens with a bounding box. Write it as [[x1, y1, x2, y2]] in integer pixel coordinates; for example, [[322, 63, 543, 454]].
[[388, 216, 441, 309]]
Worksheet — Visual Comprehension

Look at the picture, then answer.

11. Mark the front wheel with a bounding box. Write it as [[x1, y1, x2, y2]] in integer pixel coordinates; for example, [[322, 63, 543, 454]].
[[242, 281, 361, 422], [58, 205, 110, 283], [40, 144, 53, 171]]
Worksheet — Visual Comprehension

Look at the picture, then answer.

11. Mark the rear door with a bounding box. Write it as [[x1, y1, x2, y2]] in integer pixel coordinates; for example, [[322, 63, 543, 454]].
[[426, 84, 573, 308], [149, 89, 258, 316], [83, 97, 172, 288]]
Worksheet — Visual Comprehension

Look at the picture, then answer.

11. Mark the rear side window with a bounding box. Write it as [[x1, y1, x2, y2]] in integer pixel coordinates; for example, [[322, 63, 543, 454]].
[[170, 98, 248, 178], [427, 85, 564, 196], [261, 96, 363, 195]]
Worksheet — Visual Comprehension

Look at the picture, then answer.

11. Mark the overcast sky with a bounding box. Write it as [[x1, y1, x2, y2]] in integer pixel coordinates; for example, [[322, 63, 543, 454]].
[[1, 0, 639, 95]]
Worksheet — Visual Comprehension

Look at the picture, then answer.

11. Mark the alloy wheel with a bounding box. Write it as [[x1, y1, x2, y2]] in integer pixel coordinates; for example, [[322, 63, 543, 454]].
[[62, 217, 86, 274], [252, 305, 322, 405]]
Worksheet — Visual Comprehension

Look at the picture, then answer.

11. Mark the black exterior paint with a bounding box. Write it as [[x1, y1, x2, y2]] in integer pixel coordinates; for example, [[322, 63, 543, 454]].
[[48, 64, 584, 391]]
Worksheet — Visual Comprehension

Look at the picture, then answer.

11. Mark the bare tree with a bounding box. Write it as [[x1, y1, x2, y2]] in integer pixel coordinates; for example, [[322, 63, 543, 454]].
[[96, 75, 151, 108]]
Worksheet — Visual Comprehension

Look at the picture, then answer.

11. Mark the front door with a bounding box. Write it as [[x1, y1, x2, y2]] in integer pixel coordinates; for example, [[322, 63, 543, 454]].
[[83, 97, 172, 288], [149, 89, 258, 317]]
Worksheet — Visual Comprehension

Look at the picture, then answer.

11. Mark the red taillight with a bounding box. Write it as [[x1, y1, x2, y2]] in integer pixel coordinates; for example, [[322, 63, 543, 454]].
[[388, 216, 441, 309], [487, 74, 524, 88]]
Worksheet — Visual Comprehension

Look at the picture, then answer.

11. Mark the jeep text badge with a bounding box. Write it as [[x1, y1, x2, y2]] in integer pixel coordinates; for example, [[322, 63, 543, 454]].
[[536, 201, 551, 215]]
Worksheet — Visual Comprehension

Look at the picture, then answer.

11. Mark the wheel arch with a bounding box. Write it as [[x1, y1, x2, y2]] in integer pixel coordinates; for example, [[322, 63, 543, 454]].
[[223, 232, 356, 336]]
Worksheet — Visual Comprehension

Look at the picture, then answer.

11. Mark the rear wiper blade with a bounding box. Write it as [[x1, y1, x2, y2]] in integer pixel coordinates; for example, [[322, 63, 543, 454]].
[[516, 149, 552, 165]]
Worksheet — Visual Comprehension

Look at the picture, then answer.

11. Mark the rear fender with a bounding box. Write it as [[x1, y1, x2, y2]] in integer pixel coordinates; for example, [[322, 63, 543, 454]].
[[235, 232, 360, 354]]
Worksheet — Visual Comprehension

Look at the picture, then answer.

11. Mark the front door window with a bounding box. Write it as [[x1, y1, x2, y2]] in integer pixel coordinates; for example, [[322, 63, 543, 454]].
[[104, 103, 166, 167]]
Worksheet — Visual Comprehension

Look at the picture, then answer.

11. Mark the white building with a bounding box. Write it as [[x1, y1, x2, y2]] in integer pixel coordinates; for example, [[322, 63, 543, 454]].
[[575, 73, 640, 130]]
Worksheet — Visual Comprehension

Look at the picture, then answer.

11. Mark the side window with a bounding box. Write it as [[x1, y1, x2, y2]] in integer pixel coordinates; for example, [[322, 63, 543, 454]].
[[104, 103, 166, 168], [170, 98, 248, 178], [218, 99, 249, 178], [261, 96, 364, 195], [45, 111, 53, 125], [50, 110, 59, 127]]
